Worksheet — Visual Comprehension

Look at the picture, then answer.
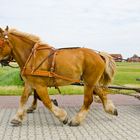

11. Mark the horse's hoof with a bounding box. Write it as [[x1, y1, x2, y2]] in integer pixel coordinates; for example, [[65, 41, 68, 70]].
[[68, 120, 80, 127], [11, 119, 22, 126], [27, 108, 35, 113], [51, 99, 58, 106], [93, 96, 101, 103], [62, 116, 68, 124], [114, 108, 118, 116]]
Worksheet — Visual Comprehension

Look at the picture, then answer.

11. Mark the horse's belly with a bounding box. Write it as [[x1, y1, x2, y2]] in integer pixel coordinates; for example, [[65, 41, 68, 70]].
[[47, 79, 74, 87]]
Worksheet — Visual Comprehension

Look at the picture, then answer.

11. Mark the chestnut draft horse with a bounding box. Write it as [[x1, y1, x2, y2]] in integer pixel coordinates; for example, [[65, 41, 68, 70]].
[[0, 27, 118, 126]]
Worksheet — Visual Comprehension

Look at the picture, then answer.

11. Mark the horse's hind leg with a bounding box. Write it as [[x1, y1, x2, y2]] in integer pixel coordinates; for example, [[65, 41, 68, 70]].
[[35, 85, 68, 124], [69, 85, 94, 126], [93, 91, 101, 103], [27, 90, 38, 113], [94, 87, 118, 116], [11, 83, 32, 126]]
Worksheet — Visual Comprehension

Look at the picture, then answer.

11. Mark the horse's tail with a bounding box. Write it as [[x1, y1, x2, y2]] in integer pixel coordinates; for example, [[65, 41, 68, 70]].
[[99, 52, 116, 86]]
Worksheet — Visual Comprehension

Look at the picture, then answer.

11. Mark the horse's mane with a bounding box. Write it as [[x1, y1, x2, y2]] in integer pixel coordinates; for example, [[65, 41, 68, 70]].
[[9, 28, 41, 43]]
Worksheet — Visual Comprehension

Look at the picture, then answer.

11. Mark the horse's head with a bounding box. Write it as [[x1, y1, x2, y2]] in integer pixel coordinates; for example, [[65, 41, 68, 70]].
[[0, 26, 12, 61]]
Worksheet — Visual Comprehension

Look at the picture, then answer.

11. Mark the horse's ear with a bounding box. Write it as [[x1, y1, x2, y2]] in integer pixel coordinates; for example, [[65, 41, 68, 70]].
[[5, 26, 9, 31]]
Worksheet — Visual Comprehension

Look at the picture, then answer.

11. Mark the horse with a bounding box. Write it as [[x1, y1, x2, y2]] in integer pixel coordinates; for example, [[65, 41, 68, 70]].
[[0, 26, 118, 126]]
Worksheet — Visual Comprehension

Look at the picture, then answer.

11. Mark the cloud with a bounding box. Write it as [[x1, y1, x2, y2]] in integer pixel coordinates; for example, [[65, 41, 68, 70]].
[[0, 0, 140, 58]]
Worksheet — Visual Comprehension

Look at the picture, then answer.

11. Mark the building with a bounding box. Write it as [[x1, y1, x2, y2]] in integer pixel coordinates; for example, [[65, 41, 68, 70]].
[[127, 54, 140, 62], [110, 54, 123, 62]]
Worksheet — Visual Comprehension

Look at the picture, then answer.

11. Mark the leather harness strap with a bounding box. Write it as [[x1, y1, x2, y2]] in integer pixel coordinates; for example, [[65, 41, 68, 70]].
[[50, 51, 57, 72], [23, 69, 80, 83], [21, 43, 80, 84]]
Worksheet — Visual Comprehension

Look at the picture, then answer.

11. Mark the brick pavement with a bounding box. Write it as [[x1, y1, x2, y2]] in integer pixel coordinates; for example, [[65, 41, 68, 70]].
[[0, 94, 140, 140]]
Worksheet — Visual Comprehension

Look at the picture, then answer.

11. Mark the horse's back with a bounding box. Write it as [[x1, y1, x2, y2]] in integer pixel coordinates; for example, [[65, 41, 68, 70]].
[[55, 47, 105, 79], [55, 48, 85, 79]]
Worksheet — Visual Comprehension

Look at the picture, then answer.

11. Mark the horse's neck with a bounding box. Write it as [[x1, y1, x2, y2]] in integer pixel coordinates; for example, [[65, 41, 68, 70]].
[[9, 34, 35, 69]]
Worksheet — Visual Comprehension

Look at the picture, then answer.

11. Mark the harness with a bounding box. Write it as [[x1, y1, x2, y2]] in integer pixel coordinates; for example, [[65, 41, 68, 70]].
[[0, 36, 81, 93], [21, 43, 81, 85]]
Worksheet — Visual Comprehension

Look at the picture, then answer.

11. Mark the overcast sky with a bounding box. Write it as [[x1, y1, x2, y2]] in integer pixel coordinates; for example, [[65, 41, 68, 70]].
[[0, 0, 140, 58]]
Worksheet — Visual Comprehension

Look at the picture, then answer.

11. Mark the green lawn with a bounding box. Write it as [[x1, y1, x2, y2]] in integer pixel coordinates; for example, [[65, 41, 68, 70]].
[[114, 62, 140, 86], [0, 62, 140, 95], [0, 67, 23, 86]]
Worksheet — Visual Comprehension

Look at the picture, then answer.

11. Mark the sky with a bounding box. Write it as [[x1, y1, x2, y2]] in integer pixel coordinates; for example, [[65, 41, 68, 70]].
[[0, 0, 140, 58]]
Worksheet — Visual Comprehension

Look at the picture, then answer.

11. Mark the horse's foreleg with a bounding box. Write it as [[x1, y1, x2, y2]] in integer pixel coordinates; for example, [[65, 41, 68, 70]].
[[94, 87, 118, 116], [11, 83, 32, 126], [35, 85, 68, 124], [27, 89, 59, 113], [27, 90, 38, 113], [69, 85, 93, 126]]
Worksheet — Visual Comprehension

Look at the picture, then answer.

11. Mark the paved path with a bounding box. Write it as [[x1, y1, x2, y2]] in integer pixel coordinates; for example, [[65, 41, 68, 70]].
[[0, 94, 140, 140]]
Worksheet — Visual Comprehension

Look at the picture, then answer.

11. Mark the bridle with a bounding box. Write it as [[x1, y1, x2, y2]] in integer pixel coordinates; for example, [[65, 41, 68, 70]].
[[0, 34, 18, 68]]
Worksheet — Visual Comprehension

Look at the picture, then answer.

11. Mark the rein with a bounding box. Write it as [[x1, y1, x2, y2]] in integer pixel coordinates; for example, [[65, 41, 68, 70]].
[[0, 57, 19, 68]]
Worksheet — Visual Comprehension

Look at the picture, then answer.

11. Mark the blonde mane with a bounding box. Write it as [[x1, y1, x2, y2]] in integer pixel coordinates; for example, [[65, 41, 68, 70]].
[[9, 28, 41, 43]]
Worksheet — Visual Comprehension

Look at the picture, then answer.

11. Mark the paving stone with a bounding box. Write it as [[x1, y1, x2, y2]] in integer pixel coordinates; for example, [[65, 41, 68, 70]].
[[0, 105, 139, 140], [0, 95, 140, 140]]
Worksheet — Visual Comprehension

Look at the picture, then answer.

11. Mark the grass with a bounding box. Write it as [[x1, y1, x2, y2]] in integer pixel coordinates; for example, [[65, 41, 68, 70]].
[[0, 86, 23, 95], [0, 85, 83, 96], [114, 62, 140, 85], [0, 62, 140, 95], [0, 67, 23, 86]]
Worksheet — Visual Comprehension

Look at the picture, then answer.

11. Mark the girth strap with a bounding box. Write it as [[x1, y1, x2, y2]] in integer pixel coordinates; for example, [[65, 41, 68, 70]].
[[23, 69, 80, 83], [50, 51, 57, 72]]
